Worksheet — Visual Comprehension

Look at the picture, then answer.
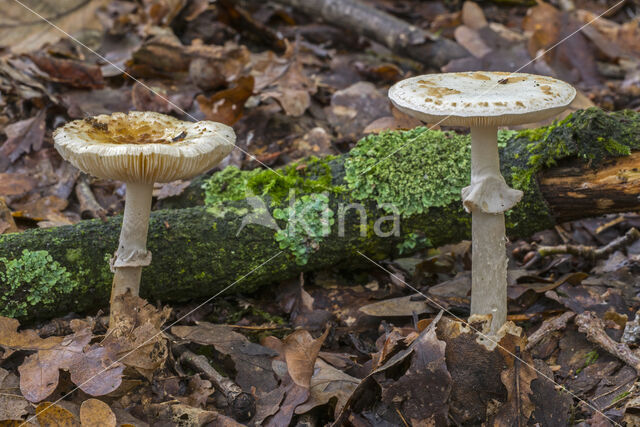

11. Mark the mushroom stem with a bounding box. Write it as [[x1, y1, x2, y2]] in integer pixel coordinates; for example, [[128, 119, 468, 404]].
[[469, 126, 509, 334], [110, 182, 154, 322]]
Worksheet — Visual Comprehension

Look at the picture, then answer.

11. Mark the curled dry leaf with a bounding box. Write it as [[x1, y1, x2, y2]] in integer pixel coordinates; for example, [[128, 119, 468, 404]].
[[253, 42, 317, 117], [79, 399, 116, 427], [378, 325, 451, 425], [0, 109, 46, 167], [294, 359, 359, 417], [104, 294, 171, 379], [0, 317, 63, 351], [282, 328, 329, 388]]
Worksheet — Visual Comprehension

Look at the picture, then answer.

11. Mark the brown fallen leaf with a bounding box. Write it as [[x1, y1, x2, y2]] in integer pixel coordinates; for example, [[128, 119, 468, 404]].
[[153, 180, 191, 200], [187, 42, 251, 91], [28, 53, 104, 88], [0, 198, 18, 235], [171, 321, 278, 395], [522, 1, 562, 59], [0, 368, 28, 422], [18, 319, 124, 402], [0, 174, 37, 197], [35, 401, 80, 427], [0, 110, 46, 167], [11, 195, 69, 223], [282, 328, 329, 388], [378, 325, 451, 425], [294, 359, 359, 418], [129, 28, 190, 77], [326, 82, 389, 139], [254, 42, 317, 117], [196, 75, 255, 125], [79, 399, 116, 427], [0, 0, 108, 54], [0, 317, 63, 351], [492, 334, 537, 426], [104, 294, 171, 379]]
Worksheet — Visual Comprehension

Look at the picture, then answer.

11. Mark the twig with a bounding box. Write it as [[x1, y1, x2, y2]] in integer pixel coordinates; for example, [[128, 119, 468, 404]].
[[526, 311, 576, 351], [171, 342, 255, 421], [514, 346, 521, 427], [75, 174, 107, 220], [575, 311, 640, 372], [268, 0, 468, 68], [537, 227, 640, 260]]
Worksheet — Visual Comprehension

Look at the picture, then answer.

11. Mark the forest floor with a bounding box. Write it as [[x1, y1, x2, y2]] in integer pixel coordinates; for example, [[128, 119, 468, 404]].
[[1, 0, 640, 425]]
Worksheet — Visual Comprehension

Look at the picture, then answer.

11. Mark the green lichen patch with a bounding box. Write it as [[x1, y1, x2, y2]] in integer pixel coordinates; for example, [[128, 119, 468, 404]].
[[505, 108, 640, 192], [273, 194, 335, 265], [203, 156, 342, 208], [0, 249, 78, 318], [344, 127, 475, 216]]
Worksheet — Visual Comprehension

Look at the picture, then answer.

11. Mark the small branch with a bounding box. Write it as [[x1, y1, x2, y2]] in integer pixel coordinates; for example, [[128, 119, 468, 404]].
[[75, 174, 107, 220], [171, 342, 255, 421], [574, 311, 640, 372], [526, 311, 575, 351], [269, 0, 468, 68], [537, 227, 640, 260]]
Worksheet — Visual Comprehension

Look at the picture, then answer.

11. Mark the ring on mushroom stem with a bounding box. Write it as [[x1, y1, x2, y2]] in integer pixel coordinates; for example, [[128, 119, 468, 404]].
[[53, 111, 236, 328], [389, 72, 575, 334]]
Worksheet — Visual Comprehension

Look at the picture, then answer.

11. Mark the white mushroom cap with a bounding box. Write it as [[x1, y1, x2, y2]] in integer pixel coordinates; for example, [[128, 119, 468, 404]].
[[53, 112, 235, 183], [389, 72, 576, 127]]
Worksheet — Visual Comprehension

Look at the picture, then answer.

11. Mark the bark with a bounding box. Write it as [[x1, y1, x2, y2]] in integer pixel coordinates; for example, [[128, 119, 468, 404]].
[[269, 0, 469, 68]]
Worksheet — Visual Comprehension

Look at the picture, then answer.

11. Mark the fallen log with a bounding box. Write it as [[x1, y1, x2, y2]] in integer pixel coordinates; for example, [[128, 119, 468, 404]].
[[268, 0, 469, 68], [1, 108, 639, 321]]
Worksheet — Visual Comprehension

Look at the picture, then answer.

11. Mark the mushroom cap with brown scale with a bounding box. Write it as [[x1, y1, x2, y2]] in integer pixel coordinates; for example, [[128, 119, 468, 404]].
[[388, 71, 576, 127], [53, 111, 236, 183]]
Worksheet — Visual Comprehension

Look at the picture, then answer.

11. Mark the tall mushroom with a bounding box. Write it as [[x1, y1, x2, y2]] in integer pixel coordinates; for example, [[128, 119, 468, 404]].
[[389, 72, 575, 333], [53, 112, 235, 324]]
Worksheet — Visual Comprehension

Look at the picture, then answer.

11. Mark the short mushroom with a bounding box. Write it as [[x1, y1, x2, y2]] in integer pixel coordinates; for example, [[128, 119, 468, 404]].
[[53, 112, 235, 324], [389, 71, 575, 333]]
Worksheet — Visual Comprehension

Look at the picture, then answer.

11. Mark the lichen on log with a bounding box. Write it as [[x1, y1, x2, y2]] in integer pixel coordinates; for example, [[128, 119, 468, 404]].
[[1, 108, 639, 321]]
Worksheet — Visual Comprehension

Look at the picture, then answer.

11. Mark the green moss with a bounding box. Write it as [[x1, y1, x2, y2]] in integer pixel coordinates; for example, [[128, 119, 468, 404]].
[[506, 108, 640, 192], [0, 249, 79, 318], [203, 156, 343, 208], [396, 232, 430, 255], [273, 194, 335, 265], [344, 127, 474, 216]]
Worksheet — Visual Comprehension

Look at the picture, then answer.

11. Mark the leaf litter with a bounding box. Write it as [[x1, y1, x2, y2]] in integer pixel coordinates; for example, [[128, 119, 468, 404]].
[[2, 0, 640, 425]]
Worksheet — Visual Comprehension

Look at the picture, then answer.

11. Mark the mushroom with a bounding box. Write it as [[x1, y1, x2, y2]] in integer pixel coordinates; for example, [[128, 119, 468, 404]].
[[53, 112, 235, 324], [389, 72, 575, 333]]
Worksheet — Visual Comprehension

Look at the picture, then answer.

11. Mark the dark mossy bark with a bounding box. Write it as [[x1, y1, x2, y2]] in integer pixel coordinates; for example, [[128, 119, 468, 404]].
[[2, 108, 639, 320]]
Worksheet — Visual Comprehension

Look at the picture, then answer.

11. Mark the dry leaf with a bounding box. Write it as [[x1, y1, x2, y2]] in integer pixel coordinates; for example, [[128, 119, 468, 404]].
[[282, 329, 329, 388], [196, 75, 254, 125], [79, 399, 116, 427], [0, 317, 63, 351], [35, 402, 80, 427], [294, 359, 359, 417], [0, 110, 46, 167], [172, 321, 278, 395], [0, 0, 107, 53]]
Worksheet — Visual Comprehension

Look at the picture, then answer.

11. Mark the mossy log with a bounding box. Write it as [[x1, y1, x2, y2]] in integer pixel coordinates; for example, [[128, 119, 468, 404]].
[[1, 108, 640, 320]]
